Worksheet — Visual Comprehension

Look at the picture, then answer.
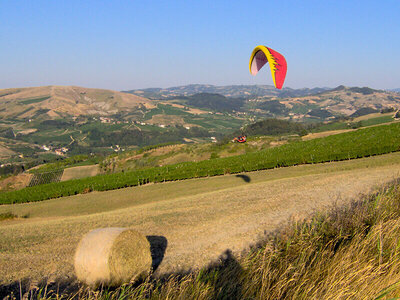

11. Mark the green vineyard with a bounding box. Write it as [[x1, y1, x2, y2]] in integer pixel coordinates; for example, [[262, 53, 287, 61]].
[[1, 123, 400, 204], [28, 170, 64, 187]]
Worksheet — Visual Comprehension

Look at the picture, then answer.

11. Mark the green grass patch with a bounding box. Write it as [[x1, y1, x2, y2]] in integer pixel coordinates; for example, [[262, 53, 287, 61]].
[[144, 104, 191, 120], [311, 121, 352, 132], [1, 123, 400, 204], [0, 212, 17, 221], [311, 115, 395, 133], [29, 155, 101, 173], [19, 96, 50, 105], [360, 115, 394, 127], [135, 142, 181, 154]]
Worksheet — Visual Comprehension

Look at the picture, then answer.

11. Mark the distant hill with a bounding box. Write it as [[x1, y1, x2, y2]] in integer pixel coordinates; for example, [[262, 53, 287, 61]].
[[268, 85, 400, 120], [173, 86, 400, 120], [179, 93, 245, 112], [0, 86, 154, 120], [128, 84, 400, 122], [124, 84, 330, 99], [1, 83, 400, 173]]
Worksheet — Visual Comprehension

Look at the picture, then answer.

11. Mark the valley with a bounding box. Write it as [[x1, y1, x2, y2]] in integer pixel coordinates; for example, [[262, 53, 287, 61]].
[[1, 84, 399, 175], [2, 84, 400, 297]]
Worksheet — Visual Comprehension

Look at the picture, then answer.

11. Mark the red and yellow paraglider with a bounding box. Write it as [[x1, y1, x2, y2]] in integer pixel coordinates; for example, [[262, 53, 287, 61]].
[[249, 45, 287, 89]]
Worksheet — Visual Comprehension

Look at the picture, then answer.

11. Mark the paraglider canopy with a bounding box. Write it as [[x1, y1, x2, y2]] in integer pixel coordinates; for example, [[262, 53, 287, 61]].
[[249, 45, 287, 89], [233, 135, 247, 143]]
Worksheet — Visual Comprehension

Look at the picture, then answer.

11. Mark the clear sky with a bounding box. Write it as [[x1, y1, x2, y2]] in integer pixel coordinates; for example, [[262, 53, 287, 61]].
[[1, 0, 400, 90]]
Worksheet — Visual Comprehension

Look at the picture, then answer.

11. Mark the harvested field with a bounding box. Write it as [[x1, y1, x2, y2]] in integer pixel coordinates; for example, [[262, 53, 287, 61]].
[[61, 165, 99, 181], [1, 152, 400, 285], [0, 145, 15, 158], [0, 173, 31, 192], [353, 111, 393, 121], [302, 129, 353, 140], [160, 102, 208, 115]]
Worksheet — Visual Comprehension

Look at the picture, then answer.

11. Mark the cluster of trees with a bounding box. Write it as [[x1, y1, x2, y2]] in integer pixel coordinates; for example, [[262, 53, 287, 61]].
[[237, 118, 307, 137], [307, 108, 333, 118], [182, 93, 245, 112], [0, 160, 40, 176], [350, 107, 378, 118], [256, 100, 288, 115], [348, 87, 377, 95], [38, 119, 72, 129], [0, 127, 15, 139], [87, 125, 210, 147]]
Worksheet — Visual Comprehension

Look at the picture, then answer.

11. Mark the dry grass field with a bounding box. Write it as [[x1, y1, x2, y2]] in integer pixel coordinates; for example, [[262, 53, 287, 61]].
[[302, 129, 353, 140], [1, 152, 400, 286], [60, 165, 99, 181], [353, 111, 394, 122], [0, 145, 16, 158], [0, 173, 32, 192]]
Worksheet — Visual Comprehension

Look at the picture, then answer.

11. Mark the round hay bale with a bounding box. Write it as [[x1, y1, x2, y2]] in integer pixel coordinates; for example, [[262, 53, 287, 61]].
[[74, 228, 152, 287]]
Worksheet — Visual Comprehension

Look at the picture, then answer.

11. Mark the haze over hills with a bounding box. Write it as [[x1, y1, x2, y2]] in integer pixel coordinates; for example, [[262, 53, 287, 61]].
[[0, 86, 154, 120], [1, 84, 399, 123], [124, 84, 330, 99], [263, 85, 400, 119], [124, 84, 400, 120], [148, 85, 400, 121]]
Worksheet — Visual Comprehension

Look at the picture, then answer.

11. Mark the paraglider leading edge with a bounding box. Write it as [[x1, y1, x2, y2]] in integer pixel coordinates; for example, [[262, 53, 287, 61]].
[[249, 45, 287, 89]]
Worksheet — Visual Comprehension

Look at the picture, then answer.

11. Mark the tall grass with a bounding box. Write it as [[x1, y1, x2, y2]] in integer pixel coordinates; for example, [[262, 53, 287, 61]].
[[12, 180, 400, 299]]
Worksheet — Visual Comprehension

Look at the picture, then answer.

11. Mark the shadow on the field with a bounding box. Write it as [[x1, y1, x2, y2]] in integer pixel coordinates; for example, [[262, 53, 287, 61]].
[[0, 248, 244, 299], [0, 277, 79, 300], [235, 174, 251, 183], [197, 249, 244, 299], [146, 235, 168, 272], [0, 236, 168, 299]]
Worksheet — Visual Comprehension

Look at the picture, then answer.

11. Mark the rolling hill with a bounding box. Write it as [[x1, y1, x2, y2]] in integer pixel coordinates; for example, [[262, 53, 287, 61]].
[[0, 86, 154, 121], [124, 84, 330, 99], [254, 85, 400, 120], [126, 84, 400, 121], [1, 84, 400, 173]]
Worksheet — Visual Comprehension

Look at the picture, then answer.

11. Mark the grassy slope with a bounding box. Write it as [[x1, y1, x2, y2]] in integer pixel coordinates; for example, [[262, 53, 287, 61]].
[[2, 122, 400, 204], [95, 178, 400, 300], [1, 152, 400, 289], [2, 152, 400, 218]]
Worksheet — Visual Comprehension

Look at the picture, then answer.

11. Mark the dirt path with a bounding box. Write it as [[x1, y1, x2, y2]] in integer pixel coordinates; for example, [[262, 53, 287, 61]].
[[1, 154, 400, 284]]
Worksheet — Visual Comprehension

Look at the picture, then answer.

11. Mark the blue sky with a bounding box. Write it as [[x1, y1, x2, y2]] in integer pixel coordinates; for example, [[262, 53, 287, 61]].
[[1, 0, 399, 90]]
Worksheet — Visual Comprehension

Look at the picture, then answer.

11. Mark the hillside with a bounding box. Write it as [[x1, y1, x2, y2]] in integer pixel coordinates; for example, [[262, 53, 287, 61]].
[[126, 85, 400, 122], [2, 122, 400, 203], [1, 84, 400, 178], [2, 84, 398, 125], [1, 153, 400, 298], [2, 120, 400, 298], [0, 86, 154, 121], [254, 85, 400, 121], [124, 84, 330, 99]]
